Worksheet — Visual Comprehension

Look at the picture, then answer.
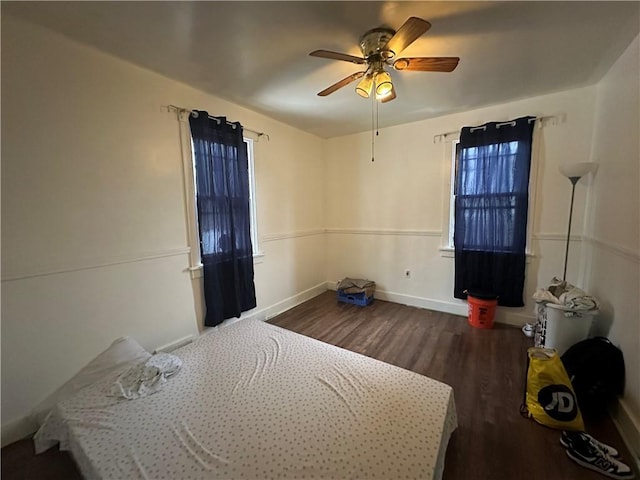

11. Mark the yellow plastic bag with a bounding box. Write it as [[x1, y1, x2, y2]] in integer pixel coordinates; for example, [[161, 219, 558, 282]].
[[522, 347, 584, 431]]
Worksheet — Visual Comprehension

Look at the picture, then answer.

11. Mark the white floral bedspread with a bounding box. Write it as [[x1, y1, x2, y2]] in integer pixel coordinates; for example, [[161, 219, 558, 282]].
[[35, 319, 457, 479]]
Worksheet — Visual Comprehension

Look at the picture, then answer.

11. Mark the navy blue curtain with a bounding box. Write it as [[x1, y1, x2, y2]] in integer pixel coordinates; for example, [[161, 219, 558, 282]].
[[189, 111, 256, 326], [454, 116, 535, 307]]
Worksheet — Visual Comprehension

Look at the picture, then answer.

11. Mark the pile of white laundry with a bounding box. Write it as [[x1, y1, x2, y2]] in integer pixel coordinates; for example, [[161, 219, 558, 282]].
[[110, 352, 182, 400], [533, 277, 600, 311]]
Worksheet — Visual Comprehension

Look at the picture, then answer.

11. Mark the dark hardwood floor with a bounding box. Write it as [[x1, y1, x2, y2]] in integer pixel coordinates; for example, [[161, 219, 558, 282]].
[[269, 292, 635, 480], [2, 291, 635, 479]]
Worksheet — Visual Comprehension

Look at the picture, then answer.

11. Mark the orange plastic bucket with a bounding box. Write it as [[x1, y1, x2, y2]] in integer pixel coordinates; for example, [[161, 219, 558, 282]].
[[467, 292, 498, 329]]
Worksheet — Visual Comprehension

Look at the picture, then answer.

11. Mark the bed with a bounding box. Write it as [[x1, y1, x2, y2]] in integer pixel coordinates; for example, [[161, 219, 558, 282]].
[[35, 319, 457, 479]]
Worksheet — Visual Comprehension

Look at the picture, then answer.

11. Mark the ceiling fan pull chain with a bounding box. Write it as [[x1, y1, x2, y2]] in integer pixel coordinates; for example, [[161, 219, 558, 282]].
[[371, 93, 375, 162]]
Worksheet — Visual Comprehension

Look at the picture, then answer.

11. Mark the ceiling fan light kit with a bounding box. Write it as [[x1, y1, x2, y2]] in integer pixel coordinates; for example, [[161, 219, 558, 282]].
[[381, 84, 396, 103], [309, 17, 459, 102], [355, 74, 374, 98], [374, 71, 393, 99], [356, 70, 393, 100]]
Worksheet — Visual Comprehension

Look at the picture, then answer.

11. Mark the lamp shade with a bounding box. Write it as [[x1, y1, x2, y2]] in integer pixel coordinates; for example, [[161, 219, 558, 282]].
[[374, 71, 393, 99], [355, 74, 374, 98], [559, 162, 598, 179]]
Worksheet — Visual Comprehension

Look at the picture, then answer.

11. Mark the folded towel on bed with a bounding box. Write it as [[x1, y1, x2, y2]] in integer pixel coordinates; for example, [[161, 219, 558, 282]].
[[110, 353, 182, 400]]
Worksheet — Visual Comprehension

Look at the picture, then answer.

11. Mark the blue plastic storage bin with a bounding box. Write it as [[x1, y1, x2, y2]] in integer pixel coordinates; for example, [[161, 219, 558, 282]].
[[337, 290, 374, 307]]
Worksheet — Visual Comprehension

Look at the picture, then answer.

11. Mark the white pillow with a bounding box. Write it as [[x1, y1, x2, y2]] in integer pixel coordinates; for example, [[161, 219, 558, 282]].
[[31, 336, 151, 426]]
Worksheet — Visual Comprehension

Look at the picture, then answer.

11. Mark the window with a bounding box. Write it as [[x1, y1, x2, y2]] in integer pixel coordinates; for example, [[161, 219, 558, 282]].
[[189, 137, 261, 270], [452, 116, 535, 307], [455, 140, 528, 253], [187, 112, 257, 325], [444, 140, 535, 255]]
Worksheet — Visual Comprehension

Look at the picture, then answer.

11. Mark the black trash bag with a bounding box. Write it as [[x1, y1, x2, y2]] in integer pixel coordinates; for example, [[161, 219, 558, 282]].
[[561, 337, 625, 419]]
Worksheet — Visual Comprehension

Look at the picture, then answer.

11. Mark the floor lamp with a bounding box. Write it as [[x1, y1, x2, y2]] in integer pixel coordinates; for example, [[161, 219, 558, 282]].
[[558, 162, 598, 282]]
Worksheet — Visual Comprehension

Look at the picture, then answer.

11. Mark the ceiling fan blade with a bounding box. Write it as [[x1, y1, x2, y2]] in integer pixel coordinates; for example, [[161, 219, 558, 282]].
[[309, 50, 366, 64], [393, 57, 460, 72], [381, 87, 396, 103], [317, 71, 366, 96], [384, 17, 431, 57]]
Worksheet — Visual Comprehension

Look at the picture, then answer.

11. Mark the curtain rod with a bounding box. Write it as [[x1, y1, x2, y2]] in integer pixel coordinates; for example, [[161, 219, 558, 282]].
[[166, 104, 269, 141], [432, 115, 558, 144]]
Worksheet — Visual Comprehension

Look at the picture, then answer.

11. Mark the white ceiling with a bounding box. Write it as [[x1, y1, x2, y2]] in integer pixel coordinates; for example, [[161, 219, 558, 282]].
[[4, 1, 639, 138]]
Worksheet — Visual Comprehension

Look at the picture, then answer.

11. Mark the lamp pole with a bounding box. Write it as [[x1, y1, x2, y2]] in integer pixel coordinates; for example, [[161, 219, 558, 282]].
[[558, 162, 597, 283], [563, 176, 581, 282]]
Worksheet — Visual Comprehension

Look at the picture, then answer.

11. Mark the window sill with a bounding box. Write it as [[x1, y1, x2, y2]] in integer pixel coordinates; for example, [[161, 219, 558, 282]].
[[189, 266, 203, 279], [439, 247, 535, 262], [188, 252, 265, 279], [439, 247, 455, 258]]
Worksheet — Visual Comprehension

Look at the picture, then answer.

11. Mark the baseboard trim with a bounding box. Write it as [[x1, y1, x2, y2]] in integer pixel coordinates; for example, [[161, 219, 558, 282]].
[[1, 415, 38, 447], [153, 335, 196, 354], [327, 282, 534, 327], [327, 281, 468, 317], [502, 312, 536, 327], [204, 282, 329, 332], [611, 398, 640, 470], [246, 281, 329, 322], [375, 290, 468, 318]]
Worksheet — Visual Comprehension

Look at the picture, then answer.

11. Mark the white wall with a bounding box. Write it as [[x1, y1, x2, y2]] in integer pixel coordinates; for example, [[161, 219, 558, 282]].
[[587, 35, 640, 461], [325, 87, 597, 324], [1, 14, 326, 444]]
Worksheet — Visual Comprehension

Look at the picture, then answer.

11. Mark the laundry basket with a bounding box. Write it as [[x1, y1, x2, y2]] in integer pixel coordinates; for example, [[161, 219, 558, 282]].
[[534, 302, 598, 356]]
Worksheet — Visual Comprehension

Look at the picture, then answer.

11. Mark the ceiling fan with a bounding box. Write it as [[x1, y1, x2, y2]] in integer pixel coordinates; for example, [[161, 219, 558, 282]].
[[309, 17, 459, 103]]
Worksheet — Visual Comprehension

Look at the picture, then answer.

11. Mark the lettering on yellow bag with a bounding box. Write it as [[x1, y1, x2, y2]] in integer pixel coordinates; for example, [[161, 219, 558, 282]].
[[520, 347, 584, 431]]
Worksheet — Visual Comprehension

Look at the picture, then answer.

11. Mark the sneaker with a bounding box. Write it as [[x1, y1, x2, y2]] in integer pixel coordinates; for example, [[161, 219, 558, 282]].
[[565, 434, 634, 479], [561, 430, 621, 458], [522, 323, 535, 338]]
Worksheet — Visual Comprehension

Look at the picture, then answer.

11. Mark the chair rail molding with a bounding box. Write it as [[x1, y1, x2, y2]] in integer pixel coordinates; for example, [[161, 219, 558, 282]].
[[261, 228, 325, 243], [325, 228, 441, 237], [583, 235, 640, 263], [2, 247, 191, 282]]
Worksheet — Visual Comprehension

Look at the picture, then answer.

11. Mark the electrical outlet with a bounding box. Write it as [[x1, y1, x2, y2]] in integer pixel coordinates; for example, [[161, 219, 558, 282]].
[[404, 269, 411, 278]]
